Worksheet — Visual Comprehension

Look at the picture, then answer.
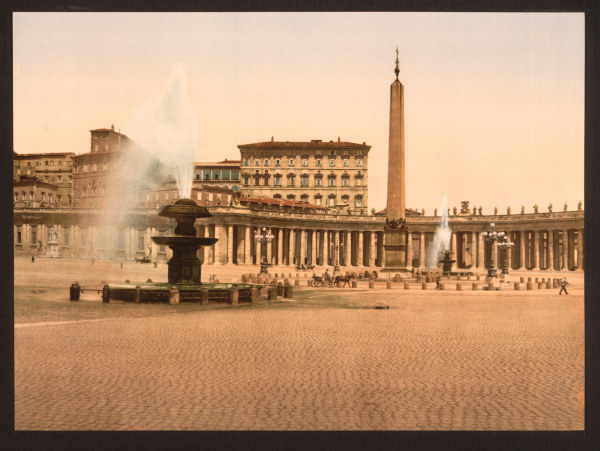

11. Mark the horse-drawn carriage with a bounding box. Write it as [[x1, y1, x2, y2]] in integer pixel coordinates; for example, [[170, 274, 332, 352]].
[[312, 273, 334, 288]]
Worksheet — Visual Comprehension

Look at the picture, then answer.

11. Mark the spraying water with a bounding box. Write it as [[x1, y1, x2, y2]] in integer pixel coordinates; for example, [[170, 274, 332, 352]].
[[426, 195, 452, 268], [128, 63, 197, 199]]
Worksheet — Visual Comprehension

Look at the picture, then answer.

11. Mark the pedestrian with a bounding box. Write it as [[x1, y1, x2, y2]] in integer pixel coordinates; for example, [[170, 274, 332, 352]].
[[435, 275, 440, 290], [120, 262, 123, 269], [31, 255, 35, 263], [559, 276, 569, 295]]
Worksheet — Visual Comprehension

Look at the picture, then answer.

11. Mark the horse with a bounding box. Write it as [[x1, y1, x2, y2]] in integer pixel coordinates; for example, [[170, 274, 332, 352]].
[[334, 274, 355, 288]]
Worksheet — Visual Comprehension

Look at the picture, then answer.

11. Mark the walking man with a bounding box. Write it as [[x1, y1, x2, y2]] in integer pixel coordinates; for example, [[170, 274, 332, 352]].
[[559, 276, 569, 295], [435, 275, 441, 290]]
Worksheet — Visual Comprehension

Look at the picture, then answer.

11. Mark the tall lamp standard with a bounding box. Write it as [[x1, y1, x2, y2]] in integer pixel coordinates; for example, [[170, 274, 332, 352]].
[[480, 223, 506, 279], [255, 227, 274, 273], [497, 238, 514, 278]]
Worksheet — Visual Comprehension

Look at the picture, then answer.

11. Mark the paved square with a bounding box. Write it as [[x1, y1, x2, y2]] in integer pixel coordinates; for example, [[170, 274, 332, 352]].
[[14, 258, 584, 430]]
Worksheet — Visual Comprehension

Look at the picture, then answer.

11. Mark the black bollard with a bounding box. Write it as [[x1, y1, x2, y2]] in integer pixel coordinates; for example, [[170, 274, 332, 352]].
[[102, 284, 110, 303], [70, 282, 80, 301]]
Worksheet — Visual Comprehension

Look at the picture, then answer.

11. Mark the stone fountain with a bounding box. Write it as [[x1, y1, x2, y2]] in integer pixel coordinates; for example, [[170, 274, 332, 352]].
[[151, 198, 217, 284], [439, 250, 456, 275], [105, 198, 254, 303]]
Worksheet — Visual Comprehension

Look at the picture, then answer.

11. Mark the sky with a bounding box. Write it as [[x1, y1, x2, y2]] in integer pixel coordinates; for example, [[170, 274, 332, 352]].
[[12, 12, 584, 213]]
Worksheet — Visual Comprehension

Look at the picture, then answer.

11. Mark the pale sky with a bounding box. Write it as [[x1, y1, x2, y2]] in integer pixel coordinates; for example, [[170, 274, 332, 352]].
[[13, 12, 584, 213]]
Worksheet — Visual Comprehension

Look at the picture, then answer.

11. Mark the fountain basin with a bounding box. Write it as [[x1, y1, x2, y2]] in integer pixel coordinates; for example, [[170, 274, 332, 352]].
[[151, 236, 217, 247], [107, 282, 256, 303]]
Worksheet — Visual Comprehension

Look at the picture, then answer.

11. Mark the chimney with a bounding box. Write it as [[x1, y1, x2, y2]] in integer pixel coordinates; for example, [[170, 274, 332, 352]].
[[111, 124, 114, 131], [271, 136, 274, 142], [338, 136, 340, 143]]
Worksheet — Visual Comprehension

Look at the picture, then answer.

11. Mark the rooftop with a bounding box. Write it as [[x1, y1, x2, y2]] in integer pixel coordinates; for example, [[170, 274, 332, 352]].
[[238, 139, 370, 150]]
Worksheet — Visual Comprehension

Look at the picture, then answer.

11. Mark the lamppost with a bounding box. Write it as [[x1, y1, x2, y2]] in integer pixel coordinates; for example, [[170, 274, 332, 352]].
[[255, 227, 274, 273], [480, 223, 506, 278], [334, 243, 340, 272], [497, 238, 514, 278]]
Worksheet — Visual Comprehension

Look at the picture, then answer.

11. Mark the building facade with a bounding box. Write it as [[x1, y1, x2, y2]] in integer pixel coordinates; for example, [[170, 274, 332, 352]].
[[194, 159, 240, 191], [71, 125, 137, 208], [238, 138, 369, 214], [13, 152, 75, 207]]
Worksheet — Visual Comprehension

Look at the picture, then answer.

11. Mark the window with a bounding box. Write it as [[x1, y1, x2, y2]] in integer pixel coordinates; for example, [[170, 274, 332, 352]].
[[357, 159, 363, 167], [329, 159, 335, 167], [315, 197, 322, 206], [195, 174, 200, 179], [327, 196, 336, 207], [355, 177, 362, 186], [17, 231, 22, 244], [355, 196, 363, 208], [300, 194, 309, 201], [315, 178, 321, 186], [64, 232, 69, 246], [287, 194, 296, 200], [329, 178, 336, 186], [274, 194, 282, 200], [243, 158, 249, 166], [222, 170, 231, 180], [264, 159, 269, 166], [231, 170, 239, 179], [287, 175, 295, 186], [275, 159, 280, 167], [204, 172, 210, 180], [31, 228, 37, 244], [274, 176, 281, 186], [302, 159, 308, 166], [316, 159, 322, 167], [244, 176, 250, 185], [289, 159, 295, 166], [301, 177, 308, 186], [343, 159, 348, 167], [213, 172, 220, 180], [343, 179, 348, 186], [255, 160, 260, 166]]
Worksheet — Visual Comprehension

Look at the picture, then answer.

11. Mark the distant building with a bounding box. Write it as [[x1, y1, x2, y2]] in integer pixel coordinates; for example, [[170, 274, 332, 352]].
[[13, 177, 58, 209], [13, 151, 75, 207], [194, 159, 240, 191], [238, 138, 370, 214], [71, 125, 137, 208]]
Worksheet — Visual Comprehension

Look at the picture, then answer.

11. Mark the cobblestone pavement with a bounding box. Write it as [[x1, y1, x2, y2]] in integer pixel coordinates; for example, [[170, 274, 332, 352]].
[[14, 257, 584, 430]]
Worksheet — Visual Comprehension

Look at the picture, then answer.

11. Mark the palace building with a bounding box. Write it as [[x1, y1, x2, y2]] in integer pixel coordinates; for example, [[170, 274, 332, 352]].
[[238, 137, 369, 214]]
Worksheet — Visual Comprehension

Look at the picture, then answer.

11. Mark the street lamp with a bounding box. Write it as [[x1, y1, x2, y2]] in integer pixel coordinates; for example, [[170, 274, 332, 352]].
[[255, 227, 274, 273], [480, 223, 506, 279], [497, 238, 514, 277], [334, 243, 340, 272]]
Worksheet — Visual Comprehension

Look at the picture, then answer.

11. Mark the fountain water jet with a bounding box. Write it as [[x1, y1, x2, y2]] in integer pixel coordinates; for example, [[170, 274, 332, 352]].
[[427, 195, 452, 268]]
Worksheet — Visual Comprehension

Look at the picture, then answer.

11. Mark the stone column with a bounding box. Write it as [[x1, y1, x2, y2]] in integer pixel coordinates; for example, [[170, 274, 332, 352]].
[[451, 232, 457, 271], [358, 232, 364, 267], [562, 229, 569, 270], [577, 229, 583, 270], [277, 229, 283, 265], [227, 225, 234, 265], [345, 231, 352, 267], [548, 230, 554, 271], [419, 232, 426, 269], [532, 231, 539, 270], [369, 232, 376, 267], [244, 226, 251, 264], [519, 231, 526, 270], [470, 232, 477, 269], [476, 232, 484, 269], [298, 229, 305, 266], [406, 232, 413, 269], [267, 236, 273, 265], [505, 245, 512, 272], [310, 230, 316, 265], [290, 229, 296, 266], [323, 231, 329, 266]]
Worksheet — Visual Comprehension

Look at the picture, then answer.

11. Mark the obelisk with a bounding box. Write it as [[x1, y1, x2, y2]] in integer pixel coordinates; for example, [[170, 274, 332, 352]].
[[383, 48, 408, 271]]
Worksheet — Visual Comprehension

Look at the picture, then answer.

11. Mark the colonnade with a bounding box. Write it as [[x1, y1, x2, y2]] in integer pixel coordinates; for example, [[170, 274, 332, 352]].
[[197, 224, 385, 268], [13, 207, 585, 272], [407, 228, 584, 272]]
